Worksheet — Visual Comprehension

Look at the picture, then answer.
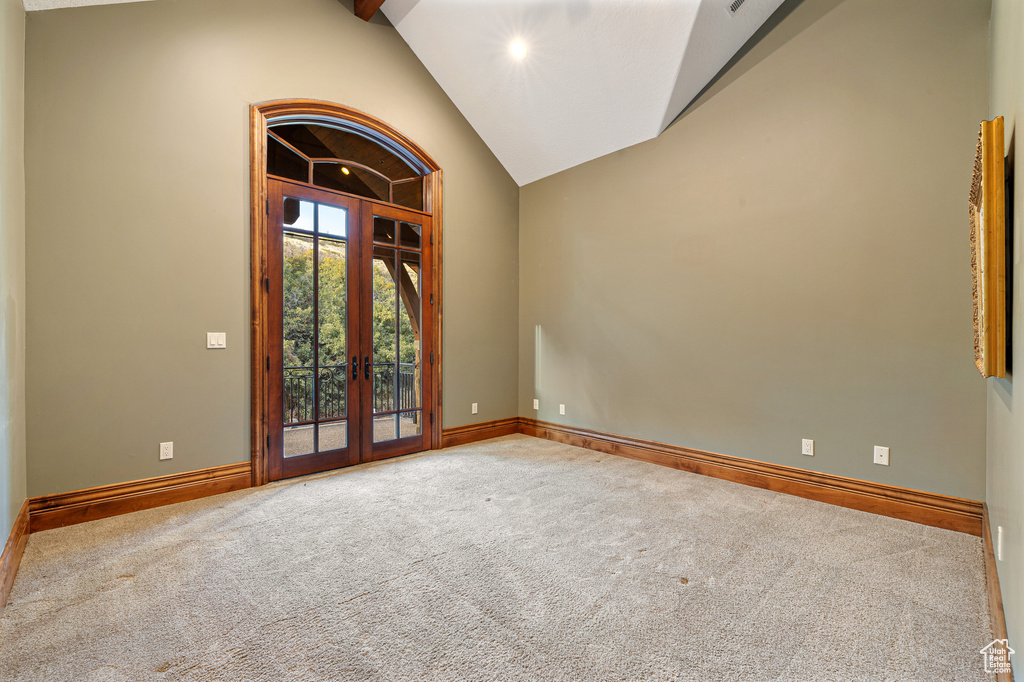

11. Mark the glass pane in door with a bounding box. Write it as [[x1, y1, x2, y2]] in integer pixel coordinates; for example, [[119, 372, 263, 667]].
[[374, 217, 397, 244], [371, 233, 423, 445], [284, 423, 314, 458], [317, 221, 348, 452], [399, 411, 422, 439], [398, 251, 421, 424], [319, 420, 348, 451], [282, 197, 351, 457], [317, 203, 349, 453], [373, 414, 398, 443], [283, 228, 314, 458], [372, 246, 398, 439]]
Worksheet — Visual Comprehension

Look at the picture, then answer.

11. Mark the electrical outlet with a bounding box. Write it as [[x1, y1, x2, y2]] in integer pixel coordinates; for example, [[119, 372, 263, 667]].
[[533, 399, 539, 410], [160, 442, 173, 460], [559, 404, 565, 415], [801, 439, 814, 456], [471, 402, 478, 415], [998, 526, 1004, 561], [873, 445, 889, 466]]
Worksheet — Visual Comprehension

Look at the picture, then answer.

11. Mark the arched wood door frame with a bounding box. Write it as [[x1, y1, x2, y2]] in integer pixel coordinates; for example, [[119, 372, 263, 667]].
[[249, 99, 444, 486]]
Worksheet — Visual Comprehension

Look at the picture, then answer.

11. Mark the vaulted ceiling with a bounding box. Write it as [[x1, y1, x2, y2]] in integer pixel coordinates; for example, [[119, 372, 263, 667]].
[[382, 0, 786, 185], [23, 0, 787, 186], [22, 0, 153, 9]]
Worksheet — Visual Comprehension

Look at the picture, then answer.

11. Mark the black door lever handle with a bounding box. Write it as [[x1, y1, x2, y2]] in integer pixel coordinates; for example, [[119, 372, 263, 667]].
[[365, 355, 371, 380], [352, 355, 358, 381]]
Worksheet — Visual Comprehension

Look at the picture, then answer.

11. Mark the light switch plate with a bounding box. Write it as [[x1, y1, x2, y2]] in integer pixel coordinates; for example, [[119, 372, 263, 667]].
[[207, 332, 226, 349], [559, 404, 565, 415], [471, 402, 478, 415]]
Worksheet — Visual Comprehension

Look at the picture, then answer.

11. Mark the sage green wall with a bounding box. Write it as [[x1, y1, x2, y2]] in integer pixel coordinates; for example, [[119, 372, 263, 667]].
[[0, 0, 26, 539], [24, 0, 519, 497], [988, 0, 1022, 670], [519, 0, 990, 501]]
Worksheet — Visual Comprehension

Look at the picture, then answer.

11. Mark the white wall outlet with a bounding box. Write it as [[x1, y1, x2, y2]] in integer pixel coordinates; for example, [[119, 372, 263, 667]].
[[471, 402, 478, 415], [533, 399, 539, 410], [206, 332, 226, 349], [873, 445, 890, 466], [801, 439, 814, 456], [559, 404, 565, 415], [997, 526, 1004, 561], [159, 442, 173, 460]]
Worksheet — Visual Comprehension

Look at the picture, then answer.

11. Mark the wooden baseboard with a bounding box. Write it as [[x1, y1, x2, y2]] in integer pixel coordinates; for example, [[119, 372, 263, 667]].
[[21, 416, 987, 535], [439, 416, 982, 534], [0, 421, 996, 624], [983, 504, 1015, 682], [29, 462, 252, 533], [519, 418, 984, 536], [441, 417, 521, 448], [0, 500, 30, 609]]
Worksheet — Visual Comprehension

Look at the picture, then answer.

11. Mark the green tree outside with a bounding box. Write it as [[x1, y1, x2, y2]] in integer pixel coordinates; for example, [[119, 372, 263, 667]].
[[283, 235, 417, 370]]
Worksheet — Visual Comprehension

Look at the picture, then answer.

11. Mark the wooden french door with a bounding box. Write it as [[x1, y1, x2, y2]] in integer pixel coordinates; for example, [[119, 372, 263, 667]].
[[267, 179, 433, 481]]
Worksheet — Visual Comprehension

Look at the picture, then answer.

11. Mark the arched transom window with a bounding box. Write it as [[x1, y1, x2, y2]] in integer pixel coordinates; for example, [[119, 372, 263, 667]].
[[267, 122, 429, 211]]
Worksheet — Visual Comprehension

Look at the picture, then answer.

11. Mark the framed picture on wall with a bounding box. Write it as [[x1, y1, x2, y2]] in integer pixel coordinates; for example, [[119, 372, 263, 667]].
[[969, 116, 1006, 378]]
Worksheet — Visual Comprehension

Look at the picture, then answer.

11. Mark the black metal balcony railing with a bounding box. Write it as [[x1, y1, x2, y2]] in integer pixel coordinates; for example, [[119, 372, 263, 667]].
[[284, 362, 417, 423], [373, 363, 417, 414]]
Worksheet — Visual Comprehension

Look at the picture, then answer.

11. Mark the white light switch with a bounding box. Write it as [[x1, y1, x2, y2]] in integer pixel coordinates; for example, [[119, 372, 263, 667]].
[[873, 445, 890, 466], [471, 403, 478, 415], [559, 404, 565, 415], [207, 332, 226, 349]]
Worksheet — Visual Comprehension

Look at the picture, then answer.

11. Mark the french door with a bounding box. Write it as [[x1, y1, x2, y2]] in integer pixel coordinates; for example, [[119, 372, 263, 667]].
[[267, 179, 433, 481]]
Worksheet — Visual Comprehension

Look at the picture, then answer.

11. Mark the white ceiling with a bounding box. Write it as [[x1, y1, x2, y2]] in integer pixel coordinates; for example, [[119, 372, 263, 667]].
[[23, 0, 152, 10], [384, 0, 785, 185], [24, 0, 786, 186]]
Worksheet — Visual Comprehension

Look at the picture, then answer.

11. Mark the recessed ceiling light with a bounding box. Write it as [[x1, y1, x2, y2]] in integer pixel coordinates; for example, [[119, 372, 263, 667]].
[[509, 39, 527, 60]]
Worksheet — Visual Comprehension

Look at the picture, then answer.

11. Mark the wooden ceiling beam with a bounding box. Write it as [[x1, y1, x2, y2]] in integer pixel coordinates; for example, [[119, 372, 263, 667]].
[[354, 0, 386, 21]]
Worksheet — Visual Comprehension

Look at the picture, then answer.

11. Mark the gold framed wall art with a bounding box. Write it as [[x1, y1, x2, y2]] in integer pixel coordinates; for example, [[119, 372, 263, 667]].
[[969, 116, 1006, 378]]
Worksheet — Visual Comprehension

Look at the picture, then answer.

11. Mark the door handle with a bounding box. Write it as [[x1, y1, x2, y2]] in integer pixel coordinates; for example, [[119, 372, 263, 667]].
[[352, 355, 358, 381], [365, 355, 371, 380]]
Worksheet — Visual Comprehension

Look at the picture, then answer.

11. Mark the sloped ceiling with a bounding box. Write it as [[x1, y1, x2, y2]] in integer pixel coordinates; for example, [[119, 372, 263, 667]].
[[23, 0, 153, 9], [384, 0, 786, 185], [24, 0, 786, 186]]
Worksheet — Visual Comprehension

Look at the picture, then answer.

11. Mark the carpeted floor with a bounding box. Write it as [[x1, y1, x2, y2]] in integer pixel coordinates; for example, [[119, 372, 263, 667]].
[[0, 435, 993, 681]]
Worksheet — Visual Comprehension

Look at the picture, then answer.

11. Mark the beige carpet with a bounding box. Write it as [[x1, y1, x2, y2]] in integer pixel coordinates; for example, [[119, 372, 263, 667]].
[[0, 435, 993, 681]]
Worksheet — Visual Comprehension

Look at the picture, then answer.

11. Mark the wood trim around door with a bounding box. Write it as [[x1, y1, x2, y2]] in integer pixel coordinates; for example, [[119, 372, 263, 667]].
[[250, 106, 271, 487], [427, 171, 443, 448], [251, 100, 443, 485]]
